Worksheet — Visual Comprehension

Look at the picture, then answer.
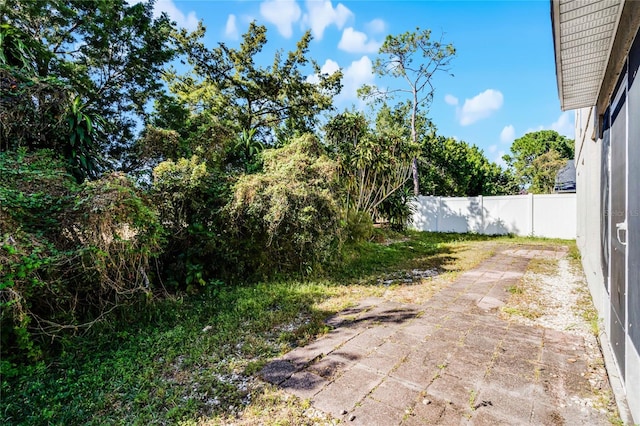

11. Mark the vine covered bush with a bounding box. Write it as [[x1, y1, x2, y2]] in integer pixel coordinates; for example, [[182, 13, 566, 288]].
[[63, 172, 163, 302], [151, 155, 231, 289], [1, 151, 163, 360], [228, 134, 342, 276]]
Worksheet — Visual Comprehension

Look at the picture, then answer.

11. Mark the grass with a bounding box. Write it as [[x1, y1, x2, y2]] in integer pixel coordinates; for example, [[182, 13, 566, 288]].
[[0, 231, 571, 425], [501, 306, 543, 320], [498, 241, 622, 425], [468, 388, 478, 411], [500, 254, 561, 321]]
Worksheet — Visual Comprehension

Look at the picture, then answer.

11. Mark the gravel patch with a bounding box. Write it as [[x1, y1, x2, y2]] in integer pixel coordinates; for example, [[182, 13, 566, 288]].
[[515, 257, 593, 338], [502, 251, 618, 419]]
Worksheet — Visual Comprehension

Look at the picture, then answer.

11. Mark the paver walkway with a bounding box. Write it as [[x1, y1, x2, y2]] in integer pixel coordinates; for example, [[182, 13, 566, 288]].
[[260, 247, 612, 425]]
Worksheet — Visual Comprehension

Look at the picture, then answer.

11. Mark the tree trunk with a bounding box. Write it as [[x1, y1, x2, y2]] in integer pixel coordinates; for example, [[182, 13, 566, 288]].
[[411, 90, 420, 196], [412, 156, 419, 195]]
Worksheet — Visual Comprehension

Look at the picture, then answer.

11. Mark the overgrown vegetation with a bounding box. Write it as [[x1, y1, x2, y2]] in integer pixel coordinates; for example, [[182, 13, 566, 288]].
[[1, 149, 163, 360], [228, 135, 342, 277], [0, 2, 578, 424], [2, 231, 516, 425]]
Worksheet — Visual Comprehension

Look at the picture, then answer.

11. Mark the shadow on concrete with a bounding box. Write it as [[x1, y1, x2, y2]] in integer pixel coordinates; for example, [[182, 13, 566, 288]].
[[327, 308, 420, 328], [261, 304, 421, 388]]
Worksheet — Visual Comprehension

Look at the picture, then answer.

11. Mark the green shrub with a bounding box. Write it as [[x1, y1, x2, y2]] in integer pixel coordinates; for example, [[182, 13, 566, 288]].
[[227, 134, 342, 276], [0, 148, 76, 231], [377, 186, 416, 231], [63, 172, 163, 298], [1, 151, 163, 361], [151, 155, 231, 289], [344, 209, 374, 242]]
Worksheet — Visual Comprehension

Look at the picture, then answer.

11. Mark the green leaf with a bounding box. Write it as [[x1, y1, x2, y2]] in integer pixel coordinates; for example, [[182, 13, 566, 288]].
[[77, 126, 86, 142]]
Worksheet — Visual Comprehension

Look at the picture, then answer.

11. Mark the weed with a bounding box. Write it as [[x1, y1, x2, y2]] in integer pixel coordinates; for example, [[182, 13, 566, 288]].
[[468, 389, 478, 410], [526, 257, 558, 275], [507, 285, 524, 294], [567, 242, 582, 261], [501, 306, 542, 320]]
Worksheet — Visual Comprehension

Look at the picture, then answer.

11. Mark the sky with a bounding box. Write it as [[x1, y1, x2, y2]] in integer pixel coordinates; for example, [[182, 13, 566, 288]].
[[143, 0, 574, 167]]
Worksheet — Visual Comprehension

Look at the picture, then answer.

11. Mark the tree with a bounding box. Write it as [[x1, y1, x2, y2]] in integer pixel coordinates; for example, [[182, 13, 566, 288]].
[[360, 28, 455, 195], [169, 22, 342, 146], [324, 105, 419, 220], [1, 0, 178, 168], [0, 23, 107, 182], [233, 128, 264, 173], [0, 23, 69, 151], [503, 130, 574, 192], [419, 134, 517, 196], [530, 149, 566, 194]]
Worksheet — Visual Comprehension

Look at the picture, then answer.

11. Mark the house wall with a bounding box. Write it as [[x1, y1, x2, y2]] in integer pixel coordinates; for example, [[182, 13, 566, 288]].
[[626, 30, 640, 416], [409, 194, 576, 239], [574, 107, 608, 320], [572, 27, 640, 423]]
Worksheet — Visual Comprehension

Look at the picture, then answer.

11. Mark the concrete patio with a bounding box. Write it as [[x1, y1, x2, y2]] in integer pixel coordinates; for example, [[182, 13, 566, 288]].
[[260, 247, 613, 425]]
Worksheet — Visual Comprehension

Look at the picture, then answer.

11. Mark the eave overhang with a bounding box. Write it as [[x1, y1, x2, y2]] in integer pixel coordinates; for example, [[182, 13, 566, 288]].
[[552, 0, 624, 111]]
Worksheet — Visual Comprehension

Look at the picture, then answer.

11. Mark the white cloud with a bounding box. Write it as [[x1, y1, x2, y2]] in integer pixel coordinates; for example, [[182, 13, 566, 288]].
[[524, 112, 575, 139], [444, 94, 458, 106], [260, 0, 302, 38], [338, 27, 381, 53], [306, 58, 340, 84], [154, 0, 199, 31], [366, 18, 386, 34], [302, 0, 353, 40], [551, 111, 575, 138], [338, 56, 374, 102], [458, 89, 504, 126], [483, 145, 506, 167], [500, 124, 515, 144], [225, 14, 239, 39], [321, 59, 341, 75]]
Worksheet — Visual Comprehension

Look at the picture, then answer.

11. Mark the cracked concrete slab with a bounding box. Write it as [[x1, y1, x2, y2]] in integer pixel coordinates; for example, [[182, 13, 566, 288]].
[[259, 247, 615, 425]]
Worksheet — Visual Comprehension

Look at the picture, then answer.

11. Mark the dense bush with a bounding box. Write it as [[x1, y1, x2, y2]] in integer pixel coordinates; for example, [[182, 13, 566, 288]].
[[377, 186, 416, 231], [1, 150, 162, 361], [343, 209, 374, 242], [63, 172, 163, 299], [151, 155, 231, 288], [228, 134, 342, 276]]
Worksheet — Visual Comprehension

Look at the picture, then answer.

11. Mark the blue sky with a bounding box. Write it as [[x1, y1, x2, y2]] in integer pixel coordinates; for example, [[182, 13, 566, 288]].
[[144, 0, 574, 166]]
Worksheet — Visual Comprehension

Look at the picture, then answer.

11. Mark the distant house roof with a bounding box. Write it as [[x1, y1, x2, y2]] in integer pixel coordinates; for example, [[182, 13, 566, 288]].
[[551, 0, 640, 111], [554, 160, 576, 193]]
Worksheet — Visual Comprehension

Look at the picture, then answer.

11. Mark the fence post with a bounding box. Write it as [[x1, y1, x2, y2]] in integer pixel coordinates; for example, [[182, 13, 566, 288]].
[[436, 196, 441, 232], [477, 195, 483, 234], [529, 193, 535, 236]]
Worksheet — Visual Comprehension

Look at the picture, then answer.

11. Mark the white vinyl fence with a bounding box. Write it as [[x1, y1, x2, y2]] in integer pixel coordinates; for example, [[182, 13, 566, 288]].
[[409, 194, 576, 239]]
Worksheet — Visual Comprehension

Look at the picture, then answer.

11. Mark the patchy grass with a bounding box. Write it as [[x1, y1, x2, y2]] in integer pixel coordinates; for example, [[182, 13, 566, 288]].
[[526, 257, 559, 275], [499, 241, 622, 425], [500, 258, 550, 321], [501, 306, 543, 320], [573, 275, 600, 336], [0, 232, 572, 425]]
